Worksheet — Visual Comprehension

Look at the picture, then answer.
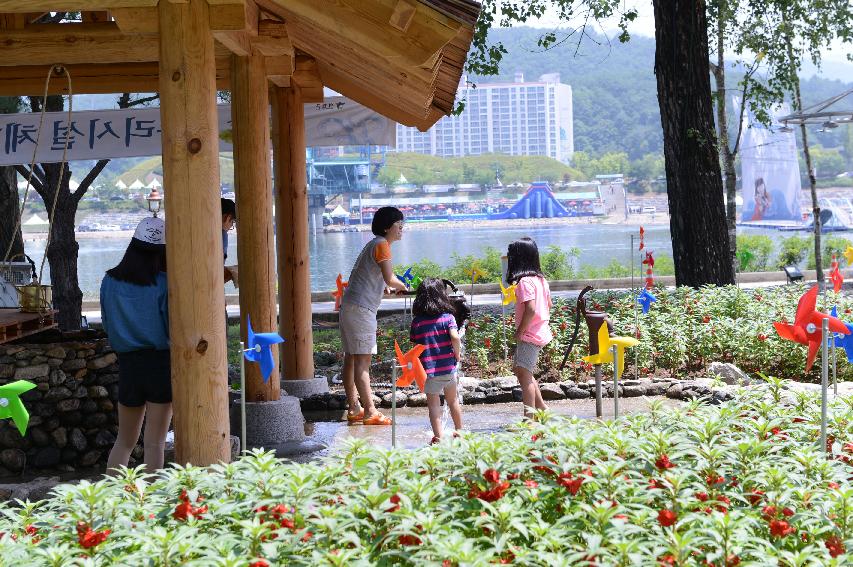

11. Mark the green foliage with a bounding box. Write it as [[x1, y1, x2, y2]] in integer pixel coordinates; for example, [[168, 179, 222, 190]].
[[800, 145, 847, 179], [3, 395, 853, 565], [540, 245, 579, 280], [777, 235, 812, 268], [809, 235, 853, 269], [735, 234, 774, 271]]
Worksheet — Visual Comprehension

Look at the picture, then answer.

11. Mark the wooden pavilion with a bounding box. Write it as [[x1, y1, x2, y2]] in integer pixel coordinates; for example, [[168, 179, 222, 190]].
[[0, 0, 480, 465]]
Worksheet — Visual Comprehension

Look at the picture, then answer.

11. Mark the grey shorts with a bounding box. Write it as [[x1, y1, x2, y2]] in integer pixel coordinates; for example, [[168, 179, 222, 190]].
[[339, 303, 378, 355], [514, 341, 542, 373], [424, 373, 457, 395]]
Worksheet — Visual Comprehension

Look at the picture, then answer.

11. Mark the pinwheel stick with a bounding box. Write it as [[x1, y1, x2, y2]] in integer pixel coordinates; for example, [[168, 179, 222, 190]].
[[612, 345, 621, 419], [391, 361, 398, 448], [239, 341, 247, 455], [594, 365, 603, 418], [833, 334, 838, 395], [631, 234, 639, 380], [821, 318, 829, 457]]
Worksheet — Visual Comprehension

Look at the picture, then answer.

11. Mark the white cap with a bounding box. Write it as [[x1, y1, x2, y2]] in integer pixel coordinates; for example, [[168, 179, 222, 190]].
[[133, 217, 165, 245]]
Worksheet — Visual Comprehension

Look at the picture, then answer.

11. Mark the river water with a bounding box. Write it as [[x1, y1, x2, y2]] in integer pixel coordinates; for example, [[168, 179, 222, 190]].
[[17, 223, 783, 297]]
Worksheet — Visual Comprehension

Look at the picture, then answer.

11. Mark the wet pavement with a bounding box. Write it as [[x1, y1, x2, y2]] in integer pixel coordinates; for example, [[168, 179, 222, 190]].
[[297, 397, 680, 461]]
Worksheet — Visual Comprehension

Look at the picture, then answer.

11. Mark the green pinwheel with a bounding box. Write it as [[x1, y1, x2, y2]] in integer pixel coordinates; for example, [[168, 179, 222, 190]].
[[0, 380, 36, 436]]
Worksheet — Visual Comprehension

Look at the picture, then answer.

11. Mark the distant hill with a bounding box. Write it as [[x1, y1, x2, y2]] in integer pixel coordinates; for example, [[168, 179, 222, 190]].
[[472, 27, 853, 160]]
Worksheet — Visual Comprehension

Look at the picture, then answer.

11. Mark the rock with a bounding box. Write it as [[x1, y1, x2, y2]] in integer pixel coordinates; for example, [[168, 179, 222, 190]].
[[381, 392, 406, 408], [0, 449, 25, 472], [69, 429, 87, 452], [51, 427, 67, 448], [511, 387, 523, 402], [479, 376, 518, 390], [457, 376, 480, 391], [48, 369, 66, 386], [61, 448, 77, 463], [462, 390, 486, 404], [80, 450, 102, 467], [80, 399, 98, 413], [94, 430, 116, 448], [4, 346, 25, 355], [43, 386, 73, 402], [45, 347, 66, 359], [84, 413, 108, 428], [300, 394, 327, 411], [30, 427, 50, 447], [666, 383, 683, 399], [20, 388, 41, 402], [13, 364, 50, 381], [31, 447, 61, 468], [61, 359, 87, 372], [539, 383, 566, 400], [483, 388, 514, 403], [313, 351, 338, 366], [98, 399, 114, 412], [620, 379, 642, 386], [0, 364, 14, 378], [708, 362, 751, 385], [560, 383, 590, 399], [47, 357, 64, 368], [36, 382, 49, 392], [646, 382, 670, 396], [0, 428, 26, 449], [96, 373, 118, 386], [87, 353, 117, 370], [407, 393, 428, 407], [622, 385, 647, 397], [56, 398, 80, 412]]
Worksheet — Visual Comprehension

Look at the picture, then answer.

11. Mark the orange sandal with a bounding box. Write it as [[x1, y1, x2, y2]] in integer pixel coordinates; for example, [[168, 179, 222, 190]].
[[362, 413, 393, 426], [346, 410, 365, 424]]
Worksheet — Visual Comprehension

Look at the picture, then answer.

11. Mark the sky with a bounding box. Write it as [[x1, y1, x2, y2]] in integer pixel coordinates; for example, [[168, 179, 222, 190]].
[[527, 0, 852, 81]]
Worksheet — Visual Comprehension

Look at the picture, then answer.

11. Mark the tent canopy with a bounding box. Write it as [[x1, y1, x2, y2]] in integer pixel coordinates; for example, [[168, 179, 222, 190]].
[[329, 205, 350, 218], [23, 213, 47, 225]]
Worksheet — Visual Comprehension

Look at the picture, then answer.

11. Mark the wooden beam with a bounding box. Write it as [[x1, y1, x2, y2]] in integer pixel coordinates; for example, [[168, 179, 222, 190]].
[[251, 19, 291, 56], [110, 7, 158, 33], [0, 23, 159, 67], [290, 55, 322, 102], [208, 0, 255, 31], [214, 31, 252, 56], [231, 53, 279, 402], [272, 84, 314, 382], [82, 11, 110, 23], [0, 13, 27, 29], [0, 1, 158, 11], [0, 60, 231, 96], [159, 0, 230, 466], [389, 0, 417, 33]]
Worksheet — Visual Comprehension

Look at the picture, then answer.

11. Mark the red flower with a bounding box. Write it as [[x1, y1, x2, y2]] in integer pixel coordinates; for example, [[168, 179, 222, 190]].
[[657, 509, 677, 527], [706, 473, 724, 485], [173, 491, 208, 521], [829, 482, 841, 489], [483, 469, 500, 484], [702, 315, 711, 323], [76, 521, 110, 549], [398, 534, 422, 546], [24, 525, 37, 536], [531, 434, 540, 442], [757, 333, 767, 341], [560, 322, 568, 331], [557, 472, 584, 495], [748, 489, 764, 505], [726, 555, 741, 567], [387, 493, 401, 513], [695, 492, 709, 502], [658, 555, 676, 566], [484, 338, 492, 348], [781, 507, 794, 517], [769, 519, 795, 538], [250, 560, 270, 567], [761, 505, 777, 520], [655, 454, 675, 470], [648, 478, 664, 489], [524, 480, 539, 489], [507, 473, 520, 480], [825, 535, 846, 558]]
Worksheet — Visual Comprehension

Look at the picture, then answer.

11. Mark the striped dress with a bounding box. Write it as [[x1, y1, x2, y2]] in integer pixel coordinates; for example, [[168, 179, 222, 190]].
[[410, 313, 458, 377]]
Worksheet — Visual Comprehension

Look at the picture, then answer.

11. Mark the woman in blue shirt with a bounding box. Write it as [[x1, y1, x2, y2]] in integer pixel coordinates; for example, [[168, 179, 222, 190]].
[[100, 217, 171, 472]]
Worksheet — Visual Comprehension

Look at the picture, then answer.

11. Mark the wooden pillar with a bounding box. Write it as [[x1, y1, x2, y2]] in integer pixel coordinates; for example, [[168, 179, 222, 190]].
[[272, 86, 315, 380], [158, 0, 230, 465], [231, 54, 279, 402]]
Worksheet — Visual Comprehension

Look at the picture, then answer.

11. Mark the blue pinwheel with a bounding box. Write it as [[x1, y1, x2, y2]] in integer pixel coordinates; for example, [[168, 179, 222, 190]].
[[637, 289, 657, 315], [831, 306, 853, 362], [395, 267, 415, 289], [244, 315, 285, 382]]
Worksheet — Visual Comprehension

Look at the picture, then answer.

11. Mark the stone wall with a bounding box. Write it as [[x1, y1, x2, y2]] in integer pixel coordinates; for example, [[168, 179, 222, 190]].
[[0, 339, 129, 476]]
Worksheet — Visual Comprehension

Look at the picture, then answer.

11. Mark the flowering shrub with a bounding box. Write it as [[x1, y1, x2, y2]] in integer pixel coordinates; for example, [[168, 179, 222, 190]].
[[462, 284, 853, 382], [2, 391, 853, 565]]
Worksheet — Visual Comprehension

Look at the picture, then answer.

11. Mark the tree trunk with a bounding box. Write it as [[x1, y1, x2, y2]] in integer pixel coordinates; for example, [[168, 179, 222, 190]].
[[46, 200, 83, 330], [710, 6, 738, 275], [653, 0, 734, 287], [0, 166, 23, 262]]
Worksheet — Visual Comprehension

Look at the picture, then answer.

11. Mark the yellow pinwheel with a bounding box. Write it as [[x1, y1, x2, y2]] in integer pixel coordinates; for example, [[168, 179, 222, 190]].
[[499, 281, 517, 305], [466, 266, 486, 283], [844, 245, 853, 267], [582, 325, 639, 375]]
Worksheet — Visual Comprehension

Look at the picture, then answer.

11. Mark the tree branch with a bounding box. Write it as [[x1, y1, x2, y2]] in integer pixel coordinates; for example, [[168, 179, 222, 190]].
[[125, 94, 160, 108], [14, 165, 44, 193], [74, 159, 110, 202], [732, 63, 760, 157]]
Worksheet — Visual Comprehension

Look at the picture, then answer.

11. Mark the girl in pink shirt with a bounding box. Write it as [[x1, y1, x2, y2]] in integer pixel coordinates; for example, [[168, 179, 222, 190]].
[[506, 237, 552, 417]]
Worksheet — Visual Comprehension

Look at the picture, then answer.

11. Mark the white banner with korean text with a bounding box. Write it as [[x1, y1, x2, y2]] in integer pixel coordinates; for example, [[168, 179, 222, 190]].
[[0, 97, 395, 166]]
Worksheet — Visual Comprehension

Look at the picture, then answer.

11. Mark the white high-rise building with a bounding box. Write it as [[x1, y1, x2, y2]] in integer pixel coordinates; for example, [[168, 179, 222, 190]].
[[394, 72, 574, 163]]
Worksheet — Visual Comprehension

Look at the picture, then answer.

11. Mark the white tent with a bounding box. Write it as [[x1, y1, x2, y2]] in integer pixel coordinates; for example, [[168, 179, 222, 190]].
[[330, 205, 350, 218], [115, 179, 127, 189], [129, 179, 146, 190], [23, 214, 48, 226], [69, 179, 80, 191], [147, 178, 162, 189], [396, 173, 409, 184]]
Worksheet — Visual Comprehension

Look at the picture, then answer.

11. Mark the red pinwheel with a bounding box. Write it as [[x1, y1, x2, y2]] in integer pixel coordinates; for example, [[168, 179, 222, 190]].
[[642, 250, 655, 289], [773, 286, 850, 372], [332, 273, 348, 311], [639, 226, 645, 251], [830, 255, 843, 293], [394, 341, 427, 392]]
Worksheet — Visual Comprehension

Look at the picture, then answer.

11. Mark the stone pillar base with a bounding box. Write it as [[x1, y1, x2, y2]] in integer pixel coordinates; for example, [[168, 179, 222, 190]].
[[229, 396, 325, 457], [281, 376, 329, 398]]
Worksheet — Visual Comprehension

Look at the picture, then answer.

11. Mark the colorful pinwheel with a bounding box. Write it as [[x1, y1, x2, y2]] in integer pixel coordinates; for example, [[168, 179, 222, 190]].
[[582, 325, 639, 375], [637, 288, 657, 314], [773, 286, 849, 372], [394, 341, 427, 392], [830, 254, 844, 293], [638, 226, 645, 251], [832, 307, 853, 363], [642, 251, 655, 290], [395, 267, 415, 289], [466, 266, 486, 283], [0, 380, 36, 436], [332, 273, 348, 311], [244, 315, 285, 383], [500, 280, 517, 305]]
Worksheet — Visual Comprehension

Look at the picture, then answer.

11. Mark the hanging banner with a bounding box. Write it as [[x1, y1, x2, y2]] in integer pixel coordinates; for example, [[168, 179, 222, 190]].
[[737, 99, 802, 222], [0, 97, 395, 166]]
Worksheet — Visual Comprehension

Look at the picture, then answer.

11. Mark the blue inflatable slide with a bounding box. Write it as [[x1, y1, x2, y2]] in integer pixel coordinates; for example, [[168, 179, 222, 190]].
[[488, 182, 570, 220]]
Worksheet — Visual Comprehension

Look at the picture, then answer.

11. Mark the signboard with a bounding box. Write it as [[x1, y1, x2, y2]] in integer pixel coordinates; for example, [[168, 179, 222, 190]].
[[0, 97, 395, 166], [738, 100, 802, 222]]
